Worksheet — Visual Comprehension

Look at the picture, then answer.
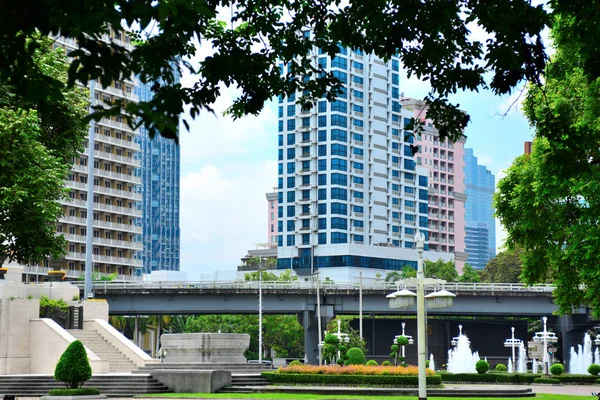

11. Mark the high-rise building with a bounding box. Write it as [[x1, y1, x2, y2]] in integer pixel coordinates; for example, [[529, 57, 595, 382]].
[[463, 148, 496, 269], [275, 42, 453, 281], [137, 72, 181, 274], [407, 99, 468, 272], [52, 34, 144, 280]]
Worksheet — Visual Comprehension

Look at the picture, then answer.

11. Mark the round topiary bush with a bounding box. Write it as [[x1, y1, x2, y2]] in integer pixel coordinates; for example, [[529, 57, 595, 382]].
[[550, 363, 565, 376], [495, 363, 507, 372], [366, 360, 379, 366], [54, 340, 92, 389], [345, 347, 366, 365], [382, 361, 392, 366], [396, 336, 409, 346], [475, 360, 490, 374], [288, 360, 302, 367], [588, 364, 600, 376]]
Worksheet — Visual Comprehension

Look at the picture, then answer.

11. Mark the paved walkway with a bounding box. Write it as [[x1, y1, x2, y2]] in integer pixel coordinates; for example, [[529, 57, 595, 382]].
[[14, 384, 600, 399]]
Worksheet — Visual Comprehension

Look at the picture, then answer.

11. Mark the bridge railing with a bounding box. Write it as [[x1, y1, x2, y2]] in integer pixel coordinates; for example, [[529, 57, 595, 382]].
[[79, 280, 555, 293]]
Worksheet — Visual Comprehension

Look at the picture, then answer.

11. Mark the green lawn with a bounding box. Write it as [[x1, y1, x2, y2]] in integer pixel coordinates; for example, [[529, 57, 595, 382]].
[[139, 393, 592, 400]]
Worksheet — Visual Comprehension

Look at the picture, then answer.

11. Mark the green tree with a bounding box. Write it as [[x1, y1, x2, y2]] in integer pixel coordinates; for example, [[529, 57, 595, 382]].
[[325, 316, 366, 354], [480, 250, 524, 283], [1, 1, 556, 144], [54, 340, 92, 389], [244, 269, 297, 282], [458, 264, 481, 283], [495, 28, 600, 315], [0, 35, 88, 265], [424, 259, 458, 282]]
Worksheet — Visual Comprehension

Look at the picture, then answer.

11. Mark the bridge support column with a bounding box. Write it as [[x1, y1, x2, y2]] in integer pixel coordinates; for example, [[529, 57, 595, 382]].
[[299, 306, 334, 365]]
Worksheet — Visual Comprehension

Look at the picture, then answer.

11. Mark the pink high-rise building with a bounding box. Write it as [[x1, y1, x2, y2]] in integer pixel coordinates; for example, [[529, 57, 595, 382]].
[[401, 98, 468, 272], [266, 190, 278, 247]]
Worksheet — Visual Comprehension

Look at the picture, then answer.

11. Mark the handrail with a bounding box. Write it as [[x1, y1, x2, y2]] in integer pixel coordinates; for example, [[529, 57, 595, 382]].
[[75, 280, 555, 293]]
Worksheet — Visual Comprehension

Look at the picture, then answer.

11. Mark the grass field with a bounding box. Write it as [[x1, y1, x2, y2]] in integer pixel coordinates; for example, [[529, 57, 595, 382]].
[[140, 393, 594, 399]]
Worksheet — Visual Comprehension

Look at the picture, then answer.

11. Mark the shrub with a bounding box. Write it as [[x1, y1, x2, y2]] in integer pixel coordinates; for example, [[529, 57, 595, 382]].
[[54, 340, 92, 388], [48, 388, 100, 396], [425, 360, 430, 368], [550, 363, 564, 376], [288, 360, 302, 367], [588, 364, 600, 376], [396, 336, 409, 346], [366, 360, 379, 366], [440, 372, 540, 384], [345, 347, 366, 366], [276, 364, 435, 376], [475, 360, 489, 374], [533, 378, 560, 384], [263, 372, 442, 386], [554, 374, 598, 384], [382, 361, 392, 367], [495, 363, 507, 372]]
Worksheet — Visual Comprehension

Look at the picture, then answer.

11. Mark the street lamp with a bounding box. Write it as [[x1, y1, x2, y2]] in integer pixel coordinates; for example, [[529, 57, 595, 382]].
[[504, 327, 523, 370], [309, 204, 322, 366], [397, 322, 414, 358], [532, 316, 558, 375], [334, 319, 351, 360], [387, 230, 456, 400]]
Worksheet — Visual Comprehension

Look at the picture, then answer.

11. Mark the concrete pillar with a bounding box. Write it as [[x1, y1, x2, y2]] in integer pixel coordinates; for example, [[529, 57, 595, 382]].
[[299, 307, 334, 365]]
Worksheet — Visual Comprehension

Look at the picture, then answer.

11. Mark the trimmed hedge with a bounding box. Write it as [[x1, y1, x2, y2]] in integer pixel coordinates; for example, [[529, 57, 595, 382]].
[[534, 378, 561, 384], [475, 360, 489, 374], [554, 374, 599, 384], [440, 372, 540, 383], [262, 372, 442, 386], [288, 360, 302, 367], [381, 361, 392, 367], [345, 348, 366, 366], [366, 360, 379, 366], [48, 388, 100, 396], [589, 364, 600, 376], [495, 363, 507, 372]]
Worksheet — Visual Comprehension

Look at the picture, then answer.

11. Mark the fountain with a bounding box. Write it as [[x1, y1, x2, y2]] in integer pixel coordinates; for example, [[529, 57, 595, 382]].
[[532, 358, 538, 374], [595, 347, 600, 365], [517, 342, 527, 373], [508, 358, 513, 373], [569, 333, 594, 374], [429, 354, 435, 372], [447, 333, 480, 373]]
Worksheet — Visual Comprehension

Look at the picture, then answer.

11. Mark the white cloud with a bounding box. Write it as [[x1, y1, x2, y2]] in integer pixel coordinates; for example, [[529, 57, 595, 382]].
[[180, 161, 278, 279]]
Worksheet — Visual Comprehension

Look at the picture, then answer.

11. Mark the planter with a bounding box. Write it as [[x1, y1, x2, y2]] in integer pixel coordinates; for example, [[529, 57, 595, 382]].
[[0, 267, 7, 280], [48, 270, 66, 282]]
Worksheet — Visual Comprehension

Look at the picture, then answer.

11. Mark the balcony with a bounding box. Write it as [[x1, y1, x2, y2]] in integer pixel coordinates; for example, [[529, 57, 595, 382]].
[[95, 131, 139, 150], [65, 199, 140, 217], [65, 179, 142, 200], [84, 149, 141, 167], [405, 220, 416, 226], [65, 252, 142, 267], [62, 234, 143, 250], [60, 216, 142, 234]]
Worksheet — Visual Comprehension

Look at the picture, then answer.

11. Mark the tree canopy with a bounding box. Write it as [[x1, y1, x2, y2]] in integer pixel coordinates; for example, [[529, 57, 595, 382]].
[[495, 20, 600, 316], [0, 0, 559, 143], [0, 35, 88, 265], [479, 249, 524, 283]]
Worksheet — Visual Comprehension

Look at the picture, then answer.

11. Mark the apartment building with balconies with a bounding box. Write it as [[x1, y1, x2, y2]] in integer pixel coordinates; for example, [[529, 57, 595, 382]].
[[403, 98, 468, 272], [275, 36, 454, 282], [47, 33, 143, 280]]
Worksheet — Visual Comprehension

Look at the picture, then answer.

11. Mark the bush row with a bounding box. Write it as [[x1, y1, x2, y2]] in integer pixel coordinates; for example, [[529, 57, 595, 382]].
[[262, 372, 442, 386], [439, 373, 540, 383], [553, 374, 598, 384], [533, 378, 561, 384], [439, 372, 599, 385], [48, 388, 100, 396]]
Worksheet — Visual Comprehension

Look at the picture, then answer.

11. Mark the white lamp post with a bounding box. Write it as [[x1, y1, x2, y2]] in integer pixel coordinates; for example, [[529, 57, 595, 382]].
[[387, 231, 455, 400], [258, 258, 263, 364], [532, 316, 557, 376], [503, 327, 523, 370]]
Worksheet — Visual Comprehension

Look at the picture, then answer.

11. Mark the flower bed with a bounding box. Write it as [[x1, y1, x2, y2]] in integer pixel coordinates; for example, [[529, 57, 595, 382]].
[[276, 364, 434, 376], [262, 372, 442, 386]]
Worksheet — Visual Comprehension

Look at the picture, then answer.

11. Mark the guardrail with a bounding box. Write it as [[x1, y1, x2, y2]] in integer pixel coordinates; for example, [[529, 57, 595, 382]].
[[78, 280, 555, 294]]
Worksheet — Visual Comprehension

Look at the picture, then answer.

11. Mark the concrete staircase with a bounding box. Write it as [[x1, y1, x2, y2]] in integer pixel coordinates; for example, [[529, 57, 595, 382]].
[[0, 375, 171, 397], [68, 329, 136, 373], [220, 374, 270, 394], [134, 363, 272, 374]]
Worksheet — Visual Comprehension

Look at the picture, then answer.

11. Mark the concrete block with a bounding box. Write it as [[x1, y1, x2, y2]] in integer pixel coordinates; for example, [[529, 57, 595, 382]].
[[150, 369, 231, 393], [160, 333, 249, 363]]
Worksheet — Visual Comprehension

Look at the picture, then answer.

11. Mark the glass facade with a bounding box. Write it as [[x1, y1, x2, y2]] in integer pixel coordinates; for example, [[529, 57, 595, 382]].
[[136, 66, 181, 274], [463, 148, 495, 269]]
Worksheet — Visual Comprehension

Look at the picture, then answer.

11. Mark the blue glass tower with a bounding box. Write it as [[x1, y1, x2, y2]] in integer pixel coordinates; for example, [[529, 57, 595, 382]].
[[463, 148, 495, 269], [136, 72, 181, 274]]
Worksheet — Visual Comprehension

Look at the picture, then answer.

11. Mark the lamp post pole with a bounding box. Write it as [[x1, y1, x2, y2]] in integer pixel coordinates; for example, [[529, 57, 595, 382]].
[[416, 231, 427, 400], [511, 327, 516, 369], [258, 259, 263, 364], [402, 322, 407, 359], [543, 316, 548, 376]]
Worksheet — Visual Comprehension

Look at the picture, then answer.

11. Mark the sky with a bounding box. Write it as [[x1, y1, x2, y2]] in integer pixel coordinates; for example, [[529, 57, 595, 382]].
[[176, 55, 537, 280]]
